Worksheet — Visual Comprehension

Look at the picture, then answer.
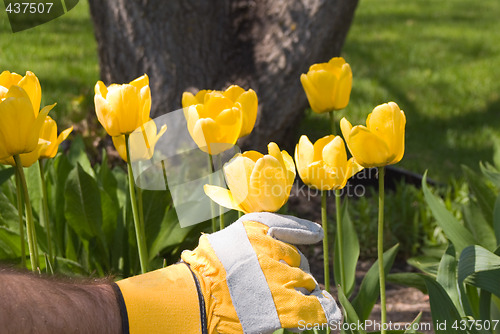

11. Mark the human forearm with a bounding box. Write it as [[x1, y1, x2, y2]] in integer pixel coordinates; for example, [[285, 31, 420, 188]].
[[0, 267, 121, 334]]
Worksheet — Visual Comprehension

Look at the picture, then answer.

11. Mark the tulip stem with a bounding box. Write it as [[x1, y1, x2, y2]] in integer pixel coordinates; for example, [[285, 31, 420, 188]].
[[208, 154, 218, 232], [125, 134, 149, 274], [216, 155, 225, 230], [321, 191, 330, 293], [329, 111, 336, 136], [335, 189, 346, 290], [39, 160, 54, 266], [15, 170, 26, 268], [377, 166, 387, 333], [13, 155, 38, 272]]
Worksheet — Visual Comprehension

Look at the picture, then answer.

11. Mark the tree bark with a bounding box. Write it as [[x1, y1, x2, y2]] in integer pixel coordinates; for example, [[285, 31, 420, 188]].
[[88, 0, 358, 152]]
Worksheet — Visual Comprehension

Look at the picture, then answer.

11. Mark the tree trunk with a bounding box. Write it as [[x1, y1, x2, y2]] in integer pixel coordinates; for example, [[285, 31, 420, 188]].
[[88, 0, 358, 152]]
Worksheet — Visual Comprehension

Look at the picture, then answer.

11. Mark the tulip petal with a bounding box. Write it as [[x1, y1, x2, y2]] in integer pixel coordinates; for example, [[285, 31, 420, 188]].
[[129, 74, 149, 90], [95, 81, 108, 98], [308, 161, 336, 190], [333, 63, 352, 110], [281, 149, 296, 186], [236, 89, 258, 137], [347, 125, 393, 168], [0, 71, 22, 88], [18, 71, 41, 116], [106, 84, 140, 134], [112, 135, 128, 161], [223, 154, 254, 207], [94, 94, 118, 136], [367, 102, 405, 165], [182, 92, 197, 109], [295, 135, 314, 183], [203, 184, 246, 213], [0, 87, 38, 156], [322, 136, 347, 180], [223, 85, 245, 102], [247, 155, 288, 212], [339, 158, 364, 189], [313, 135, 335, 162]]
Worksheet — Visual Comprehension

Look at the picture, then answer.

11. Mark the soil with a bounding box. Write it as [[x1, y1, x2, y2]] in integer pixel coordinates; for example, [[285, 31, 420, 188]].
[[287, 182, 433, 333]]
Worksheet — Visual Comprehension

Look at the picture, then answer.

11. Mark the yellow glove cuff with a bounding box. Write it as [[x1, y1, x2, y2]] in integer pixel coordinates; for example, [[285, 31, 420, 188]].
[[114, 263, 207, 334]]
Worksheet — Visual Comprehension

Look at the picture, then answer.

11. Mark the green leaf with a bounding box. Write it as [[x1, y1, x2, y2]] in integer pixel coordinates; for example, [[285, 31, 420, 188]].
[[436, 244, 464, 316], [64, 164, 102, 240], [351, 244, 399, 321], [493, 193, 500, 247], [25, 161, 42, 214], [463, 202, 497, 252], [407, 255, 439, 277], [0, 226, 22, 259], [142, 189, 170, 250], [458, 245, 500, 298], [149, 208, 193, 260], [404, 312, 422, 334], [49, 153, 73, 255], [423, 276, 477, 334], [422, 171, 477, 255], [100, 187, 118, 246], [67, 135, 94, 177], [0, 167, 14, 187], [387, 273, 427, 294], [98, 149, 119, 204], [334, 201, 359, 297], [0, 192, 19, 231], [480, 162, 500, 190], [338, 285, 367, 334], [462, 165, 496, 226]]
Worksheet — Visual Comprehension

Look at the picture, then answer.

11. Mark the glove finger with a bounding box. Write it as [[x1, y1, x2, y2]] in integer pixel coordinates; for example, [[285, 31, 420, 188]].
[[239, 212, 323, 245], [259, 256, 342, 330], [297, 248, 310, 273], [244, 221, 303, 267]]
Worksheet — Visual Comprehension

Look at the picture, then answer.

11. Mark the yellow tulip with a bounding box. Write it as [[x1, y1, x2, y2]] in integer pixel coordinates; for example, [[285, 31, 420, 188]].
[[112, 119, 167, 162], [300, 57, 352, 113], [0, 116, 72, 167], [295, 135, 363, 191], [0, 70, 41, 115], [182, 85, 258, 153], [204, 142, 295, 213], [0, 86, 53, 160], [340, 102, 406, 168], [0, 139, 51, 167], [39, 116, 73, 159], [94, 74, 151, 137]]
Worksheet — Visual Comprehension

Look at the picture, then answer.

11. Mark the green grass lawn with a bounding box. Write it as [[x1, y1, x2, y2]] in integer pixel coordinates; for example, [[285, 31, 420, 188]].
[[2, 0, 500, 181], [300, 0, 500, 181], [0, 0, 98, 128]]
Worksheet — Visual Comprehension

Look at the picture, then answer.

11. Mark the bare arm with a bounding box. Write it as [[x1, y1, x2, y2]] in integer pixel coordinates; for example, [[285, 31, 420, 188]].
[[0, 266, 122, 334]]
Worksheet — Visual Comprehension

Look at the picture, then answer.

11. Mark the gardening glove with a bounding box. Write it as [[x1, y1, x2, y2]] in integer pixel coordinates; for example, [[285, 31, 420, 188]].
[[115, 212, 342, 334]]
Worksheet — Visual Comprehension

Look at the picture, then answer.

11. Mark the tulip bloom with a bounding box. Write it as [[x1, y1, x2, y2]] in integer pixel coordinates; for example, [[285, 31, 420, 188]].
[[0, 86, 53, 160], [295, 135, 363, 191], [300, 57, 352, 114], [0, 116, 72, 167], [0, 70, 41, 115], [183, 85, 257, 138], [340, 102, 405, 168], [112, 120, 167, 162], [94, 74, 151, 137], [182, 85, 258, 154], [204, 142, 295, 213]]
